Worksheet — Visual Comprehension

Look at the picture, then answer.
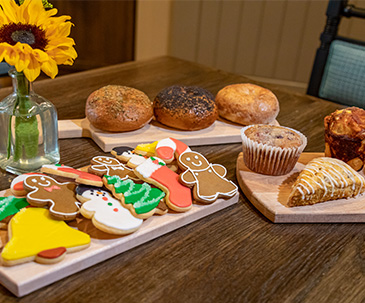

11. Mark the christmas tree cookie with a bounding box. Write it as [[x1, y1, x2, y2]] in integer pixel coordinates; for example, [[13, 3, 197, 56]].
[[0, 196, 29, 222], [103, 175, 167, 219], [1, 208, 90, 266]]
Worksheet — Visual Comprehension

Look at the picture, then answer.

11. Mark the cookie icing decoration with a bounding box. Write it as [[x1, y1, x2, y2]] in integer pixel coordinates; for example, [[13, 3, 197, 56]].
[[178, 151, 238, 203], [1, 207, 90, 266], [41, 164, 103, 187], [134, 140, 158, 156], [10, 173, 46, 196], [104, 175, 166, 218], [88, 156, 139, 181], [135, 157, 192, 212], [112, 147, 148, 168], [0, 196, 29, 221], [77, 186, 143, 235], [23, 175, 81, 221]]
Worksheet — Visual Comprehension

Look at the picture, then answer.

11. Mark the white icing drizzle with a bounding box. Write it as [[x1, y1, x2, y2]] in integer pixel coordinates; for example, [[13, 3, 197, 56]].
[[294, 157, 364, 201]]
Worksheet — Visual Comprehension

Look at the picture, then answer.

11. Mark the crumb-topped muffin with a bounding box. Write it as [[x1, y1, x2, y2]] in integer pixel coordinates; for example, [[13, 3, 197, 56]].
[[241, 125, 307, 175], [153, 85, 218, 131], [324, 107, 365, 170]]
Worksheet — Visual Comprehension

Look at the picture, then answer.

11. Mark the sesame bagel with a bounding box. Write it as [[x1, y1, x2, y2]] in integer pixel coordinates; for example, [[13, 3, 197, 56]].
[[153, 85, 218, 131], [85, 85, 153, 132]]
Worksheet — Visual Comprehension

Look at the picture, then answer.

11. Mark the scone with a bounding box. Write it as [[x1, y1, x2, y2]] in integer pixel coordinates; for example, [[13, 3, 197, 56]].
[[288, 157, 365, 207], [85, 85, 153, 132], [324, 107, 365, 170], [215, 83, 279, 125], [241, 124, 307, 175], [153, 85, 218, 131]]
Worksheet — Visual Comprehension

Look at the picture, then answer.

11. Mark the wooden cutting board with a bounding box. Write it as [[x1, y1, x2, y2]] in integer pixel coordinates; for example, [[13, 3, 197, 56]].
[[58, 118, 279, 152], [236, 152, 365, 223], [0, 189, 238, 297]]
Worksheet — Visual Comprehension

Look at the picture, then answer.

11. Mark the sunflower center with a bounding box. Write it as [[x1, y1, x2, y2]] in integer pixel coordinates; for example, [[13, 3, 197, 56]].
[[0, 22, 48, 51]]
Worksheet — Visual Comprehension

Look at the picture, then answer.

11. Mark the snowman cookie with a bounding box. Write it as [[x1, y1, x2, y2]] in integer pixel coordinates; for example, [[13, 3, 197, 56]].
[[23, 175, 80, 221], [76, 185, 143, 235], [178, 151, 238, 203]]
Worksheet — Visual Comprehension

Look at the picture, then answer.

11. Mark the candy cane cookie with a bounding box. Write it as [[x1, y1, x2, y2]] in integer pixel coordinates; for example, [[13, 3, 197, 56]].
[[41, 164, 103, 187], [134, 157, 192, 212]]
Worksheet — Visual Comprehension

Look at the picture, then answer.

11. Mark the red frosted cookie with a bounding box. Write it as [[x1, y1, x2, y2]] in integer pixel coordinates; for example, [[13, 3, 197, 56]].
[[178, 151, 238, 203], [41, 164, 103, 187], [134, 157, 192, 212], [23, 175, 80, 221]]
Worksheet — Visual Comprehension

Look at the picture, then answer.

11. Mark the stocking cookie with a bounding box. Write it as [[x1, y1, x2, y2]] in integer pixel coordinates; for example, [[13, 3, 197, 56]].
[[1, 207, 90, 266], [134, 157, 192, 212], [76, 185, 143, 235], [23, 175, 80, 221], [41, 164, 103, 187], [103, 175, 167, 219], [178, 151, 238, 203], [88, 156, 139, 181]]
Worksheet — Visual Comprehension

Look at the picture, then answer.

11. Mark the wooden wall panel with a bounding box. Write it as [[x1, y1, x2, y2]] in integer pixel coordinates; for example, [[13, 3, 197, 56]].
[[196, 0, 221, 67], [167, 0, 365, 87]]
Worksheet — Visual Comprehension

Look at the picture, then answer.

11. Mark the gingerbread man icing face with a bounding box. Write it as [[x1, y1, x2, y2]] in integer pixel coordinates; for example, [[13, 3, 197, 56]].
[[23, 175, 80, 221], [89, 156, 138, 181], [179, 152, 210, 170]]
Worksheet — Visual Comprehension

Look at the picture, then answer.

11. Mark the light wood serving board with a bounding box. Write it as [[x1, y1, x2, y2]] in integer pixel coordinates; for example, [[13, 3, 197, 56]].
[[0, 189, 238, 297], [236, 152, 365, 223], [58, 118, 279, 152]]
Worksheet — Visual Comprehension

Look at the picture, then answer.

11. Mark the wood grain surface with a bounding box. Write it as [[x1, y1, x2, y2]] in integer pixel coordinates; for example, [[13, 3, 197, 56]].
[[0, 57, 357, 303]]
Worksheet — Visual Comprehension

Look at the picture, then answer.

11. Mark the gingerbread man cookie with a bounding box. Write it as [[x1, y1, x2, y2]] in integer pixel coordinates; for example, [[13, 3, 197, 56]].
[[23, 175, 80, 221], [178, 151, 238, 203], [88, 156, 139, 181], [76, 185, 143, 235], [10, 173, 46, 196]]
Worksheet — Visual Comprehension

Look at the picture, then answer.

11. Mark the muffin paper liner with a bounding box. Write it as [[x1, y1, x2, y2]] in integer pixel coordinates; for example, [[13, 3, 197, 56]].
[[240, 125, 307, 176]]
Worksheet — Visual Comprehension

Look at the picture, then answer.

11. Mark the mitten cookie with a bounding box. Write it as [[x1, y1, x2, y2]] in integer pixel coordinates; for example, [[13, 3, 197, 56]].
[[103, 175, 167, 219], [1, 207, 90, 266], [76, 185, 143, 235], [178, 151, 238, 203], [23, 175, 80, 221], [134, 157, 192, 212], [41, 164, 103, 187], [88, 156, 139, 181]]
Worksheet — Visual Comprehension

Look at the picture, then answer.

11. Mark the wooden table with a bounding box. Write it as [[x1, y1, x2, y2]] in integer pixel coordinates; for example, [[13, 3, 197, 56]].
[[0, 57, 356, 302]]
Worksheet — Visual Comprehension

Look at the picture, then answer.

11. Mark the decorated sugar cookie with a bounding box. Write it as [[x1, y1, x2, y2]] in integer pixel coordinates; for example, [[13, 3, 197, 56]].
[[23, 175, 80, 221], [134, 140, 159, 157], [178, 151, 238, 203], [88, 156, 139, 181], [1, 207, 90, 266], [155, 138, 191, 164], [111, 146, 148, 168], [103, 175, 167, 219], [0, 196, 29, 222], [10, 173, 46, 196], [76, 185, 143, 235], [41, 164, 103, 187], [134, 157, 192, 212]]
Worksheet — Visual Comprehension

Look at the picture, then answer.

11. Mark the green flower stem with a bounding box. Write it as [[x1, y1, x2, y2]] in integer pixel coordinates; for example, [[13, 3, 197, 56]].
[[11, 72, 39, 161]]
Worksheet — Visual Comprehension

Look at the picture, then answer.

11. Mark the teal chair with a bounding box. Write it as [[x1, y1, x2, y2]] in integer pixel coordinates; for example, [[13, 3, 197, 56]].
[[307, 0, 365, 107]]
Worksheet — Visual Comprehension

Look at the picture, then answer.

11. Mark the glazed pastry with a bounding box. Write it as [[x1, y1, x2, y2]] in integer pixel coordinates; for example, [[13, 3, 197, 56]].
[[288, 157, 365, 207]]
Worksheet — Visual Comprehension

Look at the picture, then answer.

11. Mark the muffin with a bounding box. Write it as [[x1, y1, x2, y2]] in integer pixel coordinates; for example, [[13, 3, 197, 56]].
[[241, 125, 307, 175], [153, 85, 218, 131], [324, 107, 365, 171], [85, 85, 153, 132], [215, 83, 279, 125]]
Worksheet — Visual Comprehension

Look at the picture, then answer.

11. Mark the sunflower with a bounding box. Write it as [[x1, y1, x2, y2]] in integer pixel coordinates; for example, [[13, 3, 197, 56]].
[[0, 0, 77, 82]]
